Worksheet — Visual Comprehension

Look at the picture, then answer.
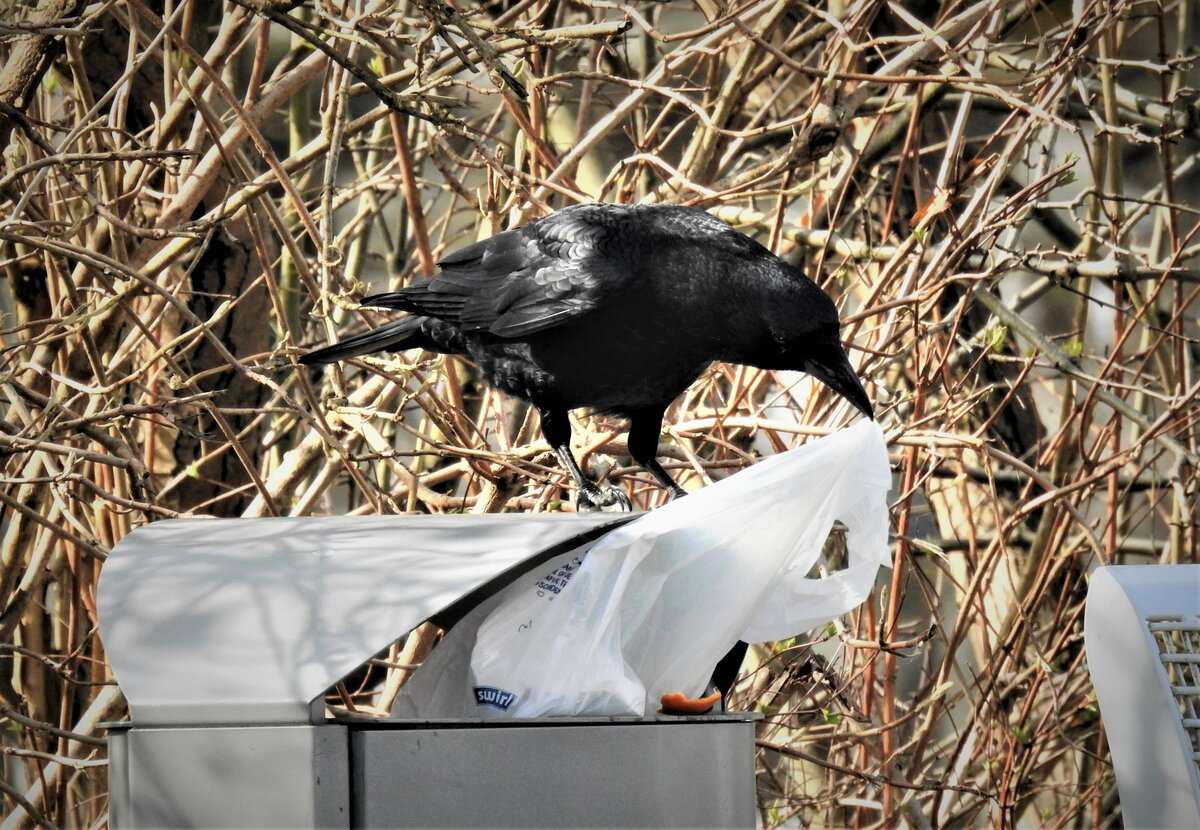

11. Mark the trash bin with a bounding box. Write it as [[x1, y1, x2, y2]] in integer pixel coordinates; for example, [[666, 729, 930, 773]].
[[1085, 565, 1200, 830], [98, 514, 759, 829]]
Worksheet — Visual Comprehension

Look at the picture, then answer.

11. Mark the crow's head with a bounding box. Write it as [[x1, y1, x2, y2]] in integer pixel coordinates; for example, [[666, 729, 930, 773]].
[[789, 324, 874, 420], [761, 274, 875, 421]]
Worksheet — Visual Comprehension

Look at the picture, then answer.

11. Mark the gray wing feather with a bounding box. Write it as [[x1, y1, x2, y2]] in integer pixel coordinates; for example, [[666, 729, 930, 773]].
[[367, 206, 630, 338]]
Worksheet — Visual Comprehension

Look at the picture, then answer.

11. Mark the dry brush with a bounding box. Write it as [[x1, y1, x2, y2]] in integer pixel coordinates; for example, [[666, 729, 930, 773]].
[[1, 0, 1197, 827]]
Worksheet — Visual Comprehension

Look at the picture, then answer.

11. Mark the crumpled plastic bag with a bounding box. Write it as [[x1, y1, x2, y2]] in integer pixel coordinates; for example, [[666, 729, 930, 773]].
[[391, 419, 891, 719]]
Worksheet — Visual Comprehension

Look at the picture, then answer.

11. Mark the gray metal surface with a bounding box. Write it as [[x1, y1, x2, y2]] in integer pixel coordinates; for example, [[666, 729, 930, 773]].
[[97, 514, 624, 726], [351, 718, 757, 828], [108, 727, 131, 830], [110, 724, 349, 829], [1085, 565, 1200, 830]]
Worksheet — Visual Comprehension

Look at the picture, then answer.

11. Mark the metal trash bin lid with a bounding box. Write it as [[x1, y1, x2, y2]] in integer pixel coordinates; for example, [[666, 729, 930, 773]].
[[1085, 565, 1200, 829], [97, 514, 628, 727]]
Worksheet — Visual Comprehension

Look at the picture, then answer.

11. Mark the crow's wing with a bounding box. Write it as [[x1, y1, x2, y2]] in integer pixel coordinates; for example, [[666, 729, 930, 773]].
[[365, 205, 632, 339]]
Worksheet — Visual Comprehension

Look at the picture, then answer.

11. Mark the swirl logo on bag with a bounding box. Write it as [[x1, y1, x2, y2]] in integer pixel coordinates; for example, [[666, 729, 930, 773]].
[[473, 685, 517, 711]]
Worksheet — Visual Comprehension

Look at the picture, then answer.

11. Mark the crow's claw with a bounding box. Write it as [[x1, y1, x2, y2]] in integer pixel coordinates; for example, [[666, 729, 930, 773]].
[[576, 483, 632, 513]]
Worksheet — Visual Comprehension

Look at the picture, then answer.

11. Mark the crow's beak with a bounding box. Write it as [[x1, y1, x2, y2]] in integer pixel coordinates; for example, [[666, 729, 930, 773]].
[[808, 347, 874, 420]]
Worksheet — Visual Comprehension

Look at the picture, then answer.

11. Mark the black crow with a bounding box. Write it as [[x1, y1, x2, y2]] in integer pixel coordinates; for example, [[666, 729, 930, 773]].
[[300, 203, 873, 509]]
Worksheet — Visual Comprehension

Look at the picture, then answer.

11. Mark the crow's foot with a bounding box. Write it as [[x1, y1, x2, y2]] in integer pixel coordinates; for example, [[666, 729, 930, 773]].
[[576, 483, 632, 512]]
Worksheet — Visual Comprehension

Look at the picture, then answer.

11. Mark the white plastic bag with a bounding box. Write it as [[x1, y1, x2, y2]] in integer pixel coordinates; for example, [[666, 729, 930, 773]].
[[389, 543, 595, 719], [392, 419, 891, 719]]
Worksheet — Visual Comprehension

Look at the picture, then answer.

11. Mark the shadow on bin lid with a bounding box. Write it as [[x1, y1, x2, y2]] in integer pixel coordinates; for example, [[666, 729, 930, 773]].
[[97, 513, 629, 727]]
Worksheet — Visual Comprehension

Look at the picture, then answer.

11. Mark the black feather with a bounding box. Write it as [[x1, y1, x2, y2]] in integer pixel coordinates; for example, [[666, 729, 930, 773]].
[[299, 316, 439, 365]]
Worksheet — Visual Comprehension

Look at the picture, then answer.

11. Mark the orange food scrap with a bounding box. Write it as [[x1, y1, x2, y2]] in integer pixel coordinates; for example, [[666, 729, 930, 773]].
[[658, 690, 722, 715]]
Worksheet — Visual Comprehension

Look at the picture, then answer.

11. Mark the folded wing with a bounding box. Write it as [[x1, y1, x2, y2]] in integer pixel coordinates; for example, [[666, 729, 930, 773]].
[[364, 206, 631, 339]]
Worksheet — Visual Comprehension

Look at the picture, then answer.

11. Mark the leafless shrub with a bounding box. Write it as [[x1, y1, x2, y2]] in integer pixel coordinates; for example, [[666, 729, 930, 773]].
[[1, 0, 1197, 826]]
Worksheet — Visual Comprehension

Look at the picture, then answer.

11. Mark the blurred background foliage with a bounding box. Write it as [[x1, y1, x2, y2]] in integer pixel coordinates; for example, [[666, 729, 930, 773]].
[[1, 0, 1198, 826]]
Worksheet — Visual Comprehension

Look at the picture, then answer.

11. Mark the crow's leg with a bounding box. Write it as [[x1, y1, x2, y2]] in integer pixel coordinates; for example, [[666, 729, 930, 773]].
[[539, 408, 631, 512], [711, 640, 749, 698], [627, 411, 687, 499]]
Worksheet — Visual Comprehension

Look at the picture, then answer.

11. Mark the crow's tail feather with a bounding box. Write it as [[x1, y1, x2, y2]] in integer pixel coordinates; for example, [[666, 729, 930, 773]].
[[359, 290, 408, 309], [299, 316, 425, 365]]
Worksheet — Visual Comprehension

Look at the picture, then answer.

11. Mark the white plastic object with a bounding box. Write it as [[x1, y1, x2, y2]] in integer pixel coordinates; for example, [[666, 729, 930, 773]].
[[1085, 565, 1200, 830], [394, 419, 893, 719]]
